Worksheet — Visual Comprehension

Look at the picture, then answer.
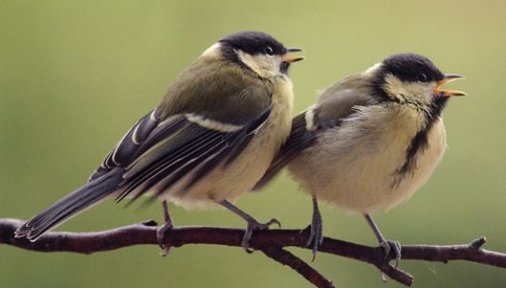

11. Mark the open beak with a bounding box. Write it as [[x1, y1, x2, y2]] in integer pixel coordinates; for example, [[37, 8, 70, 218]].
[[436, 74, 467, 97], [282, 47, 305, 63]]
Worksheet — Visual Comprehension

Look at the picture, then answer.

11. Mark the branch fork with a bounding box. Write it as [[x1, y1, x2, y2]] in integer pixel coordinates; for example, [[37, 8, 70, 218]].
[[1, 218, 505, 287]]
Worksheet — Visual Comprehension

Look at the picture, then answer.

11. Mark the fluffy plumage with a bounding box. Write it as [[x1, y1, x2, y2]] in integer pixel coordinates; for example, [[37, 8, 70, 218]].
[[255, 53, 464, 257], [16, 31, 302, 241]]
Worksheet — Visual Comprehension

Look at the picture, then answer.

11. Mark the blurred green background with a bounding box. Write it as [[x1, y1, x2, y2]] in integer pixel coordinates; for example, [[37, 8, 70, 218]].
[[1, 0, 505, 287]]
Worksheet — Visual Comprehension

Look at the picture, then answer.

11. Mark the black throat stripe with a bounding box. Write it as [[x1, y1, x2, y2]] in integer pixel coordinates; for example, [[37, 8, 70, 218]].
[[395, 96, 449, 178]]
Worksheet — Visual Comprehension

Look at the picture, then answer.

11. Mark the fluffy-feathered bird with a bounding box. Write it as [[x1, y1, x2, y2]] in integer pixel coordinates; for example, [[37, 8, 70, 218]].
[[15, 31, 304, 252], [255, 53, 465, 260]]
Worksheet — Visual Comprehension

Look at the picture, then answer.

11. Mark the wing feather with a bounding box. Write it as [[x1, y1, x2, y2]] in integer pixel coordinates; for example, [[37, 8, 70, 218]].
[[253, 87, 377, 191], [88, 65, 272, 204], [252, 112, 316, 190], [116, 108, 271, 203], [88, 108, 163, 182]]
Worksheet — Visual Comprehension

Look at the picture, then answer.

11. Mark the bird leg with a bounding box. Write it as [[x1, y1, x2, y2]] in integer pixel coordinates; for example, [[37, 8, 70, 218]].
[[364, 214, 402, 267], [306, 196, 323, 261], [157, 200, 174, 256], [219, 199, 281, 252]]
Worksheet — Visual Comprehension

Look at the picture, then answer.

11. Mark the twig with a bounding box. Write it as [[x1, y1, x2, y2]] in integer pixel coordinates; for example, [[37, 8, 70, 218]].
[[261, 247, 335, 288], [2, 218, 506, 287]]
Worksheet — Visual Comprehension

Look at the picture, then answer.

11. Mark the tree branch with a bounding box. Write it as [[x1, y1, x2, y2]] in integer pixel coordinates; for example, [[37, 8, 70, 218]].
[[261, 247, 335, 288], [2, 218, 505, 287]]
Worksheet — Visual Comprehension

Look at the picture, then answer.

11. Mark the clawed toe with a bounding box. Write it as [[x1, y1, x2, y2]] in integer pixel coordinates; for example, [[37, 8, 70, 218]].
[[262, 218, 281, 229], [380, 239, 402, 267], [157, 223, 173, 257], [241, 218, 282, 252], [305, 223, 323, 261], [364, 214, 402, 267], [218, 200, 281, 253]]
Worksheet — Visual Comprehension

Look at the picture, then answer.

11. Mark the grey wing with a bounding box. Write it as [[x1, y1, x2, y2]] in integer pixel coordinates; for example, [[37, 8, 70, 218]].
[[253, 88, 376, 191], [89, 104, 271, 204], [88, 108, 163, 182], [115, 108, 271, 204], [88, 63, 272, 204]]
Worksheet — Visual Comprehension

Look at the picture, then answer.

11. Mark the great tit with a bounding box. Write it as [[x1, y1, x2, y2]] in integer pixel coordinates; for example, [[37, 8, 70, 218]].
[[255, 53, 465, 260], [15, 31, 304, 252]]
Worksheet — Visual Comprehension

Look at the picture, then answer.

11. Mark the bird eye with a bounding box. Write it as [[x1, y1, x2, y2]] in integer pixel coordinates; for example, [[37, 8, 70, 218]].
[[265, 46, 274, 56], [418, 73, 428, 82]]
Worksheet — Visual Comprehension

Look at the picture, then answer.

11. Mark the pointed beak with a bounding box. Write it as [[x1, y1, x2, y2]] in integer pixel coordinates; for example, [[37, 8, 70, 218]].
[[282, 47, 305, 63], [436, 74, 467, 97]]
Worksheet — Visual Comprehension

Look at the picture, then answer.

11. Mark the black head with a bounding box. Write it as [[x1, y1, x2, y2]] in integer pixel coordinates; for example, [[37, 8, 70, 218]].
[[216, 31, 303, 76], [379, 53, 445, 84], [371, 53, 447, 102], [219, 31, 287, 58]]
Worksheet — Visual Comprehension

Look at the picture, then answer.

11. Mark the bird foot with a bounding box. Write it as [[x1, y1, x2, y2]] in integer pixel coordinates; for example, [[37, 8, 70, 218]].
[[380, 239, 402, 267], [305, 223, 323, 262], [156, 222, 173, 257], [242, 218, 281, 253]]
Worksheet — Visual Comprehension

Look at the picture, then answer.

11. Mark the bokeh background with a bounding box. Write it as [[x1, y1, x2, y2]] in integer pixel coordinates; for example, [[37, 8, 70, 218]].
[[1, 1, 505, 287]]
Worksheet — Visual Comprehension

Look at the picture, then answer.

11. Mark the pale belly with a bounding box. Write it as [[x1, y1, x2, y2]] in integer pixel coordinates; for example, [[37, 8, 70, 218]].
[[288, 111, 447, 214], [165, 124, 287, 209]]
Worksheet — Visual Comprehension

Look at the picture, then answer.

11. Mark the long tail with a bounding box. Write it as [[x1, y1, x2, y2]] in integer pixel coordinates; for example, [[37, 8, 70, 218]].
[[15, 168, 123, 241]]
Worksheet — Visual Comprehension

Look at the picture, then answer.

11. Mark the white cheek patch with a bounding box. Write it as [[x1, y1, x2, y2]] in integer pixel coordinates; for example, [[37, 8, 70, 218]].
[[383, 74, 435, 102], [236, 50, 280, 78], [237, 50, 261, 73]]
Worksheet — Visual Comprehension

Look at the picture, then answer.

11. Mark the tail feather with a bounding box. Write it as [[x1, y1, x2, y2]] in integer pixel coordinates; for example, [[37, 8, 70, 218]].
[[15, 169, 123, 241]]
